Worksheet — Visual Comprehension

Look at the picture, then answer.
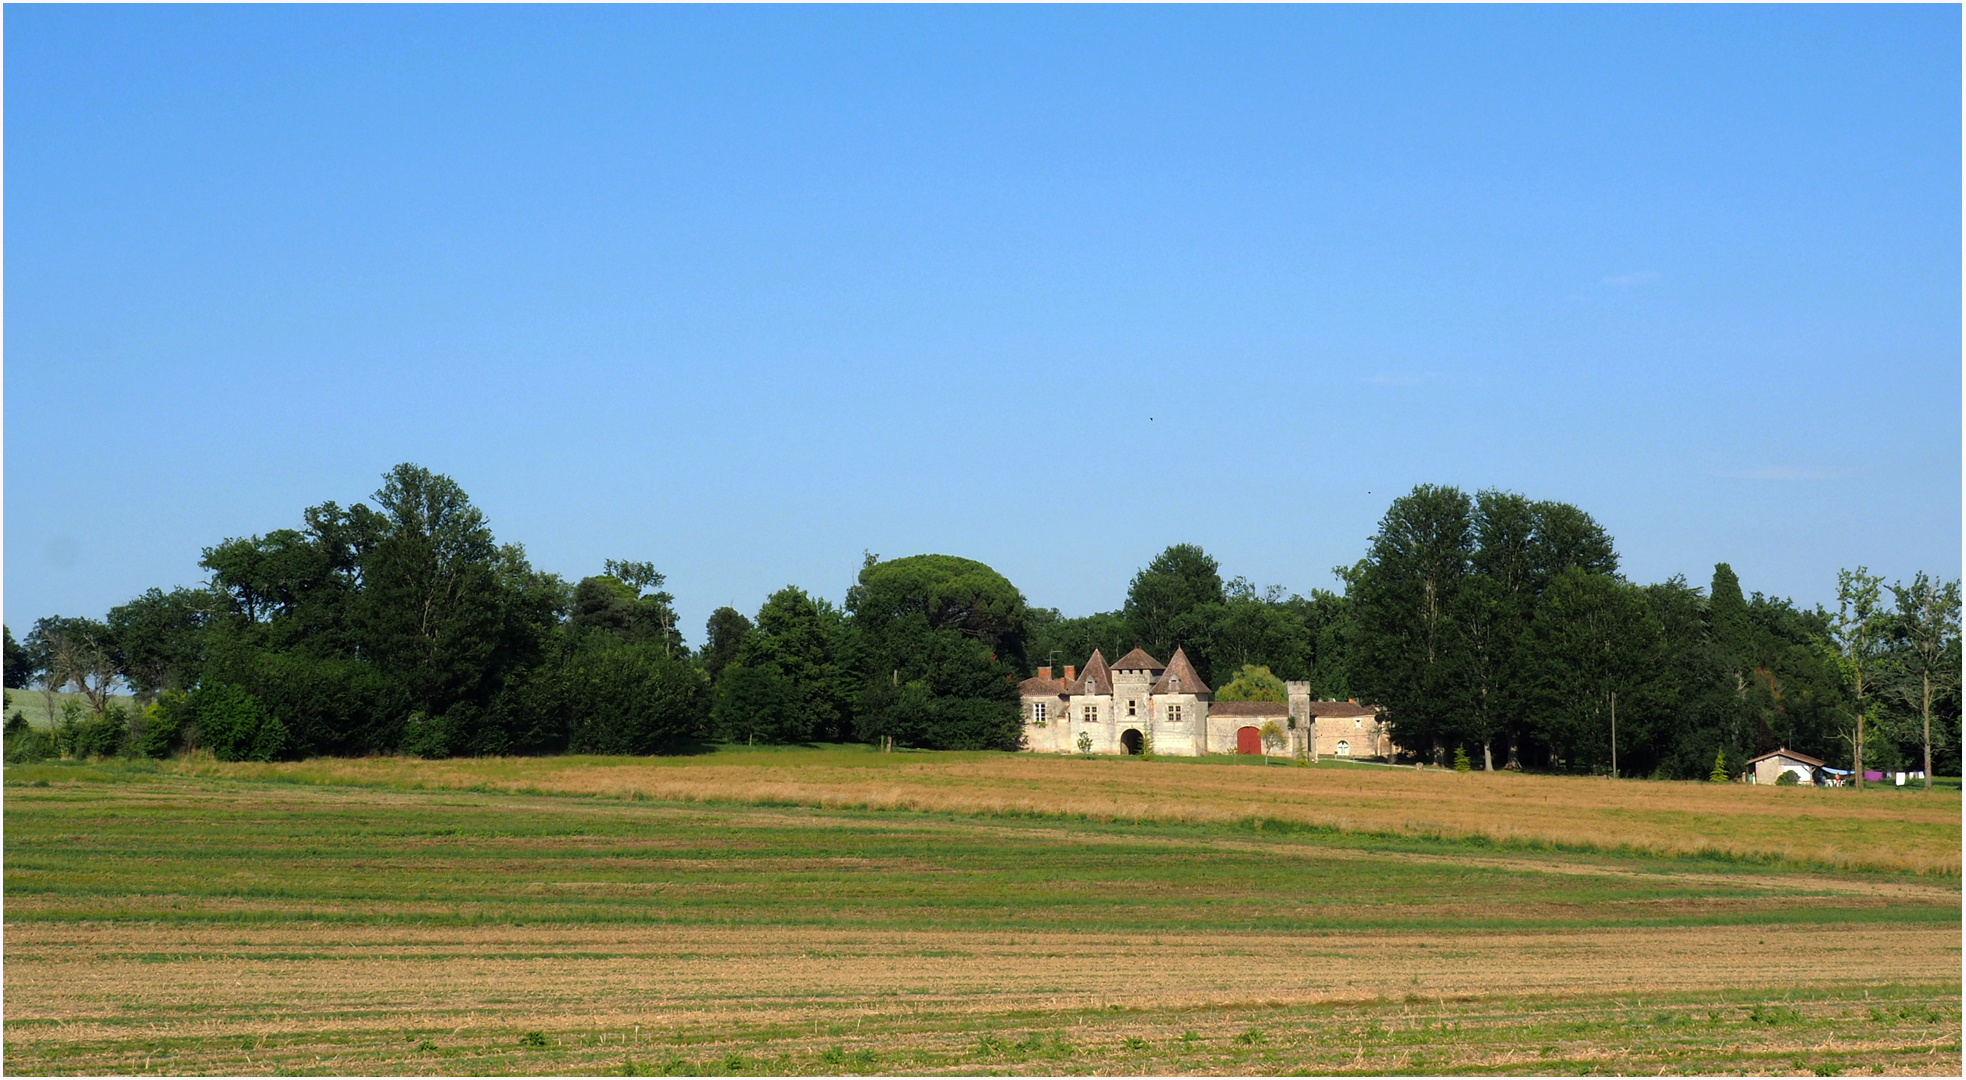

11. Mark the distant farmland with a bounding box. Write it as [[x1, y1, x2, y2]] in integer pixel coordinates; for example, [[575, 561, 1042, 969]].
[[4, 748, 1959, 1076], [3, 689, 141, 731]]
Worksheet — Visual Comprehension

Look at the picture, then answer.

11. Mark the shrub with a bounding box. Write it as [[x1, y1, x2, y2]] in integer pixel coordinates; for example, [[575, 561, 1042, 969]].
[[249, 715, 293, 761], [404, 705, 498, 760], [73, 705, 132, 758], [205, 645, 407, 757], [4, 711, 55, 763], [139, 693, 192, 758], [1775, 770, 1800, 786], [1453, 746, 1473, 772], [1710, 748, 1729, 783], [854, 672, 1020, 751], [192, 683, 292, 762]]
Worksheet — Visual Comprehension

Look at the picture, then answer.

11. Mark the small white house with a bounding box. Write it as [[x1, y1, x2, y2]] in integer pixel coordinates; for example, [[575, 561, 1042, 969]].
[[1745, 748, 1825, 786]]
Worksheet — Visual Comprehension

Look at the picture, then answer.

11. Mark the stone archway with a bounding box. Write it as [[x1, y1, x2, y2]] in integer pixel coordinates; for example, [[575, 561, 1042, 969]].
[[1120, 729, 1143, 755], [1236, 727, 1262, 755]]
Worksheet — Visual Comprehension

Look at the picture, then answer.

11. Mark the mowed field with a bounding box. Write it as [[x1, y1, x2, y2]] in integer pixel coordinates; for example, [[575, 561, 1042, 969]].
[[4, 749, 1960, 1076]]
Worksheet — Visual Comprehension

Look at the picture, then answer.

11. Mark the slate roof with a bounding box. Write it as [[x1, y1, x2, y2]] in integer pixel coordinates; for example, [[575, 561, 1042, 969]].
[[1111, 647, 1164, 672], [1073, 649, 1114, 695], [1149, 647, 1210, 695]]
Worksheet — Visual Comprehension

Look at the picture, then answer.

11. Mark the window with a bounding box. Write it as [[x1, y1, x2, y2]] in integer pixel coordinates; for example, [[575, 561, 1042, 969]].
[[1127, 699, 1137, 716], [1032, 702, 1047, 727], [1355, 717, 1362, 729], [1336, 740, 1351, 757], [1083, 705, 1098, 724], [1170, 676, 1181, 692], [1166, 704, 1182, 724]]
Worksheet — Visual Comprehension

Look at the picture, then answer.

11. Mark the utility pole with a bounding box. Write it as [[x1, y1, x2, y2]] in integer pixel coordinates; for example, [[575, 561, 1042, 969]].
[[1610, 690, 1617, 779]]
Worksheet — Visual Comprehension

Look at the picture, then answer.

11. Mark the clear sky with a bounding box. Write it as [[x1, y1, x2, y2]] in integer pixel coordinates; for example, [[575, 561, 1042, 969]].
[[6, 5, 1960, 641]]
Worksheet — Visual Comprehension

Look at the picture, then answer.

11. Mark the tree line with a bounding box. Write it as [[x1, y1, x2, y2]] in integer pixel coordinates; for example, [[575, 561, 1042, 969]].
[[5, 465, 1959, 783]]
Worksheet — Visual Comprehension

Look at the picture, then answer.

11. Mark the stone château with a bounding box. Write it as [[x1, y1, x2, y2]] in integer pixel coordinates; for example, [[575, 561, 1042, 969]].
[[1017, 647, 1395, 758]]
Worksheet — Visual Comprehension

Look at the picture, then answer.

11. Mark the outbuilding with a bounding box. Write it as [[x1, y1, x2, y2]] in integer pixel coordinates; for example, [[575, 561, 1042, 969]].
[[1744, 748, 1825, 785]]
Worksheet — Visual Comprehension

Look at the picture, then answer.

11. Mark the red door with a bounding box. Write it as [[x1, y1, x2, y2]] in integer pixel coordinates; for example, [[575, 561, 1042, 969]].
[[1236, 726, 1262, 755]]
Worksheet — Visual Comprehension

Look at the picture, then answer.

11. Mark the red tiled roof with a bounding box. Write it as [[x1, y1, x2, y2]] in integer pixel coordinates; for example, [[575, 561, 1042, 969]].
[[1149, 647, 1210, 695], [1111, 647, 1163, 671], [1017, 674, 1068, 698]]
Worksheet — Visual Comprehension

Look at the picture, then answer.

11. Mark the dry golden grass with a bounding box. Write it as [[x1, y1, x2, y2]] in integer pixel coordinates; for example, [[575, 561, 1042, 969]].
[[7, 922, 1958, 1023], [6, 765, 1958, 1075], [171, 749, 1963, 874], [6, 921, 1958, 1076]]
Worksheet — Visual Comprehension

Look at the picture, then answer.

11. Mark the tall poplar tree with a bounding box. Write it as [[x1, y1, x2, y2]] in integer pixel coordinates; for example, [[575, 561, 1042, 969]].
[[1888, 573, 1962, 791], [1831, 567, 1889, 788]]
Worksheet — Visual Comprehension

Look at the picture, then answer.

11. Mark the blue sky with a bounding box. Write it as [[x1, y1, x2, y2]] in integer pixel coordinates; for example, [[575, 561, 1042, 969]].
[[6, 5, 1959, 639]]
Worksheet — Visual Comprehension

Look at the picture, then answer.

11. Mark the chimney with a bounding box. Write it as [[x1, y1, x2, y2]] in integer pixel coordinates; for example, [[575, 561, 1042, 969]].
[[1064, 665, 1077, 682], [1038, 666, 1053, 681]]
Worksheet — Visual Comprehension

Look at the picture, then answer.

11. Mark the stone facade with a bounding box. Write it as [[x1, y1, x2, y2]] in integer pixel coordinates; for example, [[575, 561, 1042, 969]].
[[1018, 647, 1396, 759]]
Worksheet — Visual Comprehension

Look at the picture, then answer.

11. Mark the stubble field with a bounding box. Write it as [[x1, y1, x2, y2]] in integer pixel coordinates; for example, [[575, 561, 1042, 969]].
[[4, 747, 1959, 1075]]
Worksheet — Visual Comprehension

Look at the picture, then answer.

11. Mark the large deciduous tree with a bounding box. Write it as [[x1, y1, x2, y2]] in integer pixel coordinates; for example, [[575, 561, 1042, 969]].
[[737, 586, 858, 744], [198, 464, 570, 757], [1520, 568, 1664, 773], [107, 587, 214, 704], [569, 563, 683, 655], [1210, 578, 1312, 682], [1123, 545, 1226, 681], [357, 464, 507, 723], [1350, 485, 1475, 764], [28, 616, 119, 716]]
